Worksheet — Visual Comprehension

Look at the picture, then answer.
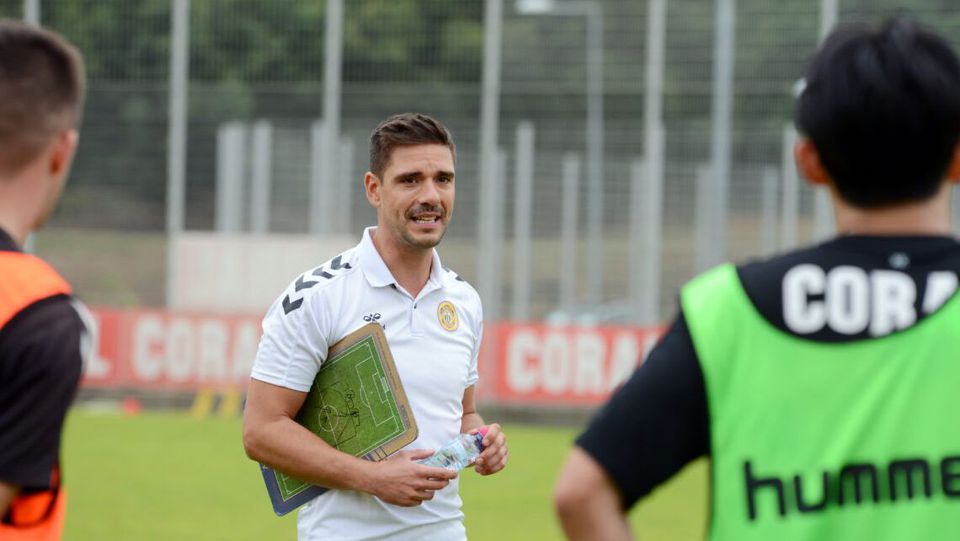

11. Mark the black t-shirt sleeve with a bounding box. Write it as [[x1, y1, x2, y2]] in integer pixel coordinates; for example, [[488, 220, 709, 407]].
[[575, 311, 709, 509], [0, 296, 84, 490]]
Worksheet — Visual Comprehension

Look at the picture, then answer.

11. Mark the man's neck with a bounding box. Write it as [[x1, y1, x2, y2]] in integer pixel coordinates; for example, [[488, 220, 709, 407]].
[[0, 162, 51, 247], [0, 187, 34, 248], [371, 228, 434, 297], [833, 185, 954, 237]]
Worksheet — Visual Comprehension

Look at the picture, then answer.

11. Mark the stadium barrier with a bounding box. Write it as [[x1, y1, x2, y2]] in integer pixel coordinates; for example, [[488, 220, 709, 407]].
[[83, 308, 663, 406]]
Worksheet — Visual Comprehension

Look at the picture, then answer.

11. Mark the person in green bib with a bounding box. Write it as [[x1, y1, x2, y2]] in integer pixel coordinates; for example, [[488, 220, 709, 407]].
[[555, 16, 960, 541]]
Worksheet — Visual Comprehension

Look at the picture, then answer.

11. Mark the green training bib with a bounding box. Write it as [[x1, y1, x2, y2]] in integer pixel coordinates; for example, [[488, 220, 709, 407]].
[[682, 263, 960, 541]]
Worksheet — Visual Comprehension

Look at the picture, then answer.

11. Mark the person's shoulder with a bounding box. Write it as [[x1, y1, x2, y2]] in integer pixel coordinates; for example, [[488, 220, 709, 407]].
[[441, 266, 481, 303], [269, 247, 362, 319], [0, 295, 86, 376], [0, 294, 82, 337], [736, 243, 826, 279]]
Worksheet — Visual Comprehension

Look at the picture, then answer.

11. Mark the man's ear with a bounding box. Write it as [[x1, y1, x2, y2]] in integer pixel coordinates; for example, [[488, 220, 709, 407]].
[[49, 129, 79, 179], [945, 141, 960, 185], [364, 171, 382, 208], [795, 137, 831, 187]]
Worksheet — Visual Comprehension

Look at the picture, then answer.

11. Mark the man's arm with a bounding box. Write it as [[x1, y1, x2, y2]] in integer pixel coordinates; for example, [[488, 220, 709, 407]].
[[242, 378, 456, 507], [0, 297, 84, 513], [0, 481, 16, 517], [460, 385, 507, 475], [555, 448, 633, 541], [554, 313, 709, 538]]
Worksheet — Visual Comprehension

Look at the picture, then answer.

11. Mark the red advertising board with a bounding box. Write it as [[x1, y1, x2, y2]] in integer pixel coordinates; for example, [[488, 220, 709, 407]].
[[83, 307, 262, 390], [84, 308, 664, 405], [480, 323, 664, 405]]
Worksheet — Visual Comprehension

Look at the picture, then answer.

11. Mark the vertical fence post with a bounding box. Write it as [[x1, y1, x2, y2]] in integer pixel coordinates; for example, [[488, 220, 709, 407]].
[[216, 122, 246, 233], [22, 0, 39, 24], [761, 166, 779, 255], [323, 0, 344, 236], [250, 120, 272, 234], [309, 120, 328, 234], [337, 137, 355, 235], [559, 153, 581, 311], [512, 122, 535, 322], [166, 0, 190, 307], [695, 165, 714, 273], [478, 0, 503, 324], [780, 125, 800, 249], [706, 0, 736, 268]]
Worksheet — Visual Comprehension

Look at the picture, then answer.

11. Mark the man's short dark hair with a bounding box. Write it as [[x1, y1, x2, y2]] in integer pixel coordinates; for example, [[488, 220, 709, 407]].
[[0, 20, 85, 175], [369, 113, 456, 178], [795, 16, 960, 208]]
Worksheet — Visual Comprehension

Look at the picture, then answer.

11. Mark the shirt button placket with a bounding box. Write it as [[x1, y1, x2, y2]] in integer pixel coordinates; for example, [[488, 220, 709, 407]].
[[409, 300, 419, 334]]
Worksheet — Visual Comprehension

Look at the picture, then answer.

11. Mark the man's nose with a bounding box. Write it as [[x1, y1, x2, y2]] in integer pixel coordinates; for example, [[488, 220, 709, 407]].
[[417, 179, 441, 205]]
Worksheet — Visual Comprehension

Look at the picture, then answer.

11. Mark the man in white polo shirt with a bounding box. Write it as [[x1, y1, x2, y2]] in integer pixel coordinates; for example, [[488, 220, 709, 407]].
[[243, 113, 508, 541]]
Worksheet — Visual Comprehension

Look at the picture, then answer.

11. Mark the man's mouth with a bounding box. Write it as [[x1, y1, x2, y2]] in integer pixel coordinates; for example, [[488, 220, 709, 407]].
[[408, 206, 444, 225], [412, 215, 440, 223]]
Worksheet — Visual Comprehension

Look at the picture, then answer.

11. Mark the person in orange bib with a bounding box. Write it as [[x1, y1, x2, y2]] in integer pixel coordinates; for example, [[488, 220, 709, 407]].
[[0, 19, 88, 541]]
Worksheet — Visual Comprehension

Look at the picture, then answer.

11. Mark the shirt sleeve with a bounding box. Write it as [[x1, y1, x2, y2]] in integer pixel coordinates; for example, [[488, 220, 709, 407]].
[[575, 311, 710, 509], [250, 287, 331, 393], [466, 302, 482, 387], [0, 296, 84, 490]]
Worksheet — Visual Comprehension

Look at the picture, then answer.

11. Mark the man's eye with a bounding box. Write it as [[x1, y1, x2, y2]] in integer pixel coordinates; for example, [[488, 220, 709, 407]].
[[438, 176, 452, 183], [402, 176, 417, 184]]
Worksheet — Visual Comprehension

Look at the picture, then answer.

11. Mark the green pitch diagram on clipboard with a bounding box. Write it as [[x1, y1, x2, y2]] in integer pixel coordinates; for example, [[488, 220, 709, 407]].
[[259, 323, 418, 516]]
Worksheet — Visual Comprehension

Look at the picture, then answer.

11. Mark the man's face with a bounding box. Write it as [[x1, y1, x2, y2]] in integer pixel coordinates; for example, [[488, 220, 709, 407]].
[[366, 144, 455, 253]]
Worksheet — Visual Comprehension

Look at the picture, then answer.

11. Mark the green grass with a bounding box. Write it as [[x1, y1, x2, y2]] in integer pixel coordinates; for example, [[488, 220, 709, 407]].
[[62, 410, 707, 540]]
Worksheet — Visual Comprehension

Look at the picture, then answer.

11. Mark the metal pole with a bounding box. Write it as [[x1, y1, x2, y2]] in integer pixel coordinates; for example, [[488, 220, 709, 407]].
[[21, 0, 39, 253], [22, 0, 39, 25], [813, 0, 839, 242], [584, 3, 605, 305], [485, 149, 507, 324], [707, 0, 735, 267], [250, 120, 272, 234], [323, 0, 344, 236], [695, 165, 714, 273], [512, 122, 535, 322], [167, 0, 189, 234], [338, 137, 355, 234], [478, 0, 503, 321], [628, 159, 645, 311], [638, 0, 667, 323], [760, 166, 779, 255], [819, 0, 838, 40], [215, 122, 246, 233], [560, 153, 581, 311], [781, 125, 800, 249], [629, 153, 663, 324], [166, 0, 190, 308], [641, 127, 664, 323], [309, 120, 328, 234]]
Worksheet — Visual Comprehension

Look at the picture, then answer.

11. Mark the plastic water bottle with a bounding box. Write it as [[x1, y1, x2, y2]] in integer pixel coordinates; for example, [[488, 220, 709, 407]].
[[418, 427, 489, 471]]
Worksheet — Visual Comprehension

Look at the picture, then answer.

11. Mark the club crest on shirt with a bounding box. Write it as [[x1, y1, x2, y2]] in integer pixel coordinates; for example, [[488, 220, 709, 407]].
[[437, 301, 459, 332]]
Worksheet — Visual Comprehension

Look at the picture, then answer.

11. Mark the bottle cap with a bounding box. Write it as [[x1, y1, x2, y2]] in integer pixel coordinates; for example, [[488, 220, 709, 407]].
[[478, 426, 490, 439]]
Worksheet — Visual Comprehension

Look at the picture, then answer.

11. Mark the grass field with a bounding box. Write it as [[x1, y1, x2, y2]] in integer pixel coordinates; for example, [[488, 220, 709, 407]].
[[62, 409, 707, 540]]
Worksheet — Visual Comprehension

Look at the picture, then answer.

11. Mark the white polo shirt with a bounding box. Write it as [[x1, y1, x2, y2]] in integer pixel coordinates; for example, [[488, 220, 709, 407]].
[[251, 227, 483, 541]]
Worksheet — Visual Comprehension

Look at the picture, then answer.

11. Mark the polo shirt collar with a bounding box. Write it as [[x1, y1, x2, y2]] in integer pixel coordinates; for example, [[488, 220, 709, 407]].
[[359, 227, 445, 291]]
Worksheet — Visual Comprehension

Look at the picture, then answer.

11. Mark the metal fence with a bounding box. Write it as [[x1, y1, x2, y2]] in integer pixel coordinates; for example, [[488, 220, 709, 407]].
[[9, 0, 960, 322]]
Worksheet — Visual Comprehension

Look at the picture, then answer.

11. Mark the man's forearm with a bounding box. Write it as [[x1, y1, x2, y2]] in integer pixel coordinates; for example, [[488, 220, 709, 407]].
[[460, 411, 485, 433], [0, 481, 17, 518], [556, 493, 633, 541], [555, 448, 633, 541], [243, 414, 375, 493]]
